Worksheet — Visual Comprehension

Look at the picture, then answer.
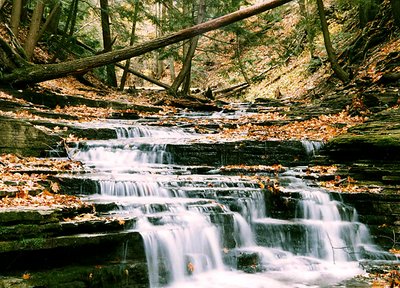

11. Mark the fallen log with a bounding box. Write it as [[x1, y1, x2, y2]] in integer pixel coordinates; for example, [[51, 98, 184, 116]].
[[0, 0, 293, 86]]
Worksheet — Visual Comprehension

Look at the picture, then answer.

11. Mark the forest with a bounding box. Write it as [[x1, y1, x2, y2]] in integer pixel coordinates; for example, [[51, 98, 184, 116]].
[[0, 0, 400, 287]]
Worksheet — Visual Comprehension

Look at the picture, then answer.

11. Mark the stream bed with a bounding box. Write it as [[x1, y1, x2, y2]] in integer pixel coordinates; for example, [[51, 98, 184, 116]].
[[62, 108, 397, 287]]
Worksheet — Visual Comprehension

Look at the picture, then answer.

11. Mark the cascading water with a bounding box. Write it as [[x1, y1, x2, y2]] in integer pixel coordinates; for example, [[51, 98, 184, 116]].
[[70, 120, 396, 288]]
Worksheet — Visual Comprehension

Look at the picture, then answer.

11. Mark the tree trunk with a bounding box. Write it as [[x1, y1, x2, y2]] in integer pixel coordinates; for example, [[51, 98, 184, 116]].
[[170, 0, 205, 96], [115, 63, 171, 90], [10, 0, 23, 35], [100, 0, 117, 87], [0, 0, 7, 9], [235, 32, 251, 84], [298, 0, 315, 58], [119, 0, 139, 91], [51, 0, 78, 62], [38, 1, 62, 42], [0, 36, 30, 72], [46, 0, 62, 33], [154, 2, 165, 79], [167, 0, 176, 82], [358, 0, 379, 27], [169, 56, 175, 81], [0, 0, 293, 86], [24, 0, 46, 61], [391, 0, 400, 28], [316, 0, 349, 83]]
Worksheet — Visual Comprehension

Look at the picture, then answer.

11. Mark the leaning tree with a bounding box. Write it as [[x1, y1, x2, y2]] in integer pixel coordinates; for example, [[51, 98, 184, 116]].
[[0, 0, 293, 87]]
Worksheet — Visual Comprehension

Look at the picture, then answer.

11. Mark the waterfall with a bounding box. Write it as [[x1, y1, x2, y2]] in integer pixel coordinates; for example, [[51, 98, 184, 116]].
[[70, 123, 396, 287], [301, 140, 323, 155]]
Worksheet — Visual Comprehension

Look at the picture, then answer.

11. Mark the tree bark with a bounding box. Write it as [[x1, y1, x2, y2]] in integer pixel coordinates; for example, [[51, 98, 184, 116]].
[[298, 0, 315, 58], [170, 0, 205, 95], [51, 0, 78, 62], [358, 0, 379, 27], [37, 1, 62, 43], [119, 0, 139, 91], [0, 0, 7, 9], [10, 0, 23, 35], [235, 32, 251, 84], [100, 0, 117, 87], [115, 62, 171, 90], [0, 35, 30, 72], [24, 0, 46, 61], [154, 2, 164, 79], [44, 0, 62, 34], [316, 0, 349, 83], [391, 0, 400, 28], [0, 0, 293, 86]]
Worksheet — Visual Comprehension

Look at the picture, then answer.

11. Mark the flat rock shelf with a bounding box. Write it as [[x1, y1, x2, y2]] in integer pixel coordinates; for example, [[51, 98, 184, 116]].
[[1, 105, 400, 287]]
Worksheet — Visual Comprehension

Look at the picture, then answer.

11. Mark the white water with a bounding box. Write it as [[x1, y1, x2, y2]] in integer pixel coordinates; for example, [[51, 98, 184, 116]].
[[70, 123, 394, 288]]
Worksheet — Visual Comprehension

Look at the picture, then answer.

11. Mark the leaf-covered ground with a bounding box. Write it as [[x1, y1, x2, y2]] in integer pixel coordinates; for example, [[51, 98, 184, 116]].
[[0, 154, 86, 208]]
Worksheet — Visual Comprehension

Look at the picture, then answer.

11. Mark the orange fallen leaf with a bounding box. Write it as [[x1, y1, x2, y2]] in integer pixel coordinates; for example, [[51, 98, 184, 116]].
[[187, 262, 195, 273]]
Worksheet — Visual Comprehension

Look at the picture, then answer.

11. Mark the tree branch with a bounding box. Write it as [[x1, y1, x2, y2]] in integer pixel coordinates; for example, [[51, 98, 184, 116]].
[[1, 0, 293, 85]]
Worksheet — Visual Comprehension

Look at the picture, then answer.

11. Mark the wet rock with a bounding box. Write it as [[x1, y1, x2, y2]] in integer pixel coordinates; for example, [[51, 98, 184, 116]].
[[325, 107, 400, 161], [4, 262, 149, 288], [326, 134, 400, 161], [56, 176, 99, 195], [0, 116, 61, 157], [254, 220, 309, 255], [8, 88, 161, 112], [0, 207, 60, 225], [236, 252, 262, 273], [340, 192, 400, 249], [0, 277, 31, 288], [0, 231, 146, 271], [167, 140, 313, 167]]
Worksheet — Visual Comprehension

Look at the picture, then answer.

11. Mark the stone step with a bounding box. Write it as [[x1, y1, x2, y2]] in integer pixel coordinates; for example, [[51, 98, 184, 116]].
[[55, 174, 262, 196], [253, 218, 365, 257], [166, 140, 316, 166], [72, 138, 318, 167], [0, 230, 147, 288]]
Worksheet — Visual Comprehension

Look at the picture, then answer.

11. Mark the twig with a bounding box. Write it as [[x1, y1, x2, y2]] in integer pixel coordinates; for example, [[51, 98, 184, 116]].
[[326, 232, 353, 264]]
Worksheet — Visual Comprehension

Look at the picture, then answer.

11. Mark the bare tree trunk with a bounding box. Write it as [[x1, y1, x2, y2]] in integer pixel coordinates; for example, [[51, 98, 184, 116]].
[[298, 0, 315, 58], [100, 0, 117, 87], [166, 0, 176, 82], [115, 62, 171, 89], [119, 0, 139, 90], [0, 34, 29, 71], [391, 0, 400, 28], [1, 0, 293, 85], [51, 0, 78, 62], [235, 32, 251, 84], [153, 2, 165, 79], [38, 1, 62, 41], [24, 0, 46, 60], [46, 0, 62, 33], [0, 0, 7, 9], [169, 56, 175, 81], [316, 0, 349, 83], [10, 0, 23, 35], [170, 0, 205, 96]]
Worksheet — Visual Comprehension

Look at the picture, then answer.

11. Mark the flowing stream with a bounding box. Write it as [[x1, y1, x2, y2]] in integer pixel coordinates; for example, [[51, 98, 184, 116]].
[[70, 114, 395, 287]]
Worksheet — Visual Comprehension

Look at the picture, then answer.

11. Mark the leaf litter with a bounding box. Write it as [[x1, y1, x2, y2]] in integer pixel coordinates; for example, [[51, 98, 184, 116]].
[[0, 154, 86, 208]]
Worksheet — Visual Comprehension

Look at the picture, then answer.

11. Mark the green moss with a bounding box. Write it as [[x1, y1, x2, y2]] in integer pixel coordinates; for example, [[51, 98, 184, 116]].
[[0, 223, 60, 241], [25, 262, 148, 288], [18, 237, 47, 250], [329, 133, 400, 148]]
